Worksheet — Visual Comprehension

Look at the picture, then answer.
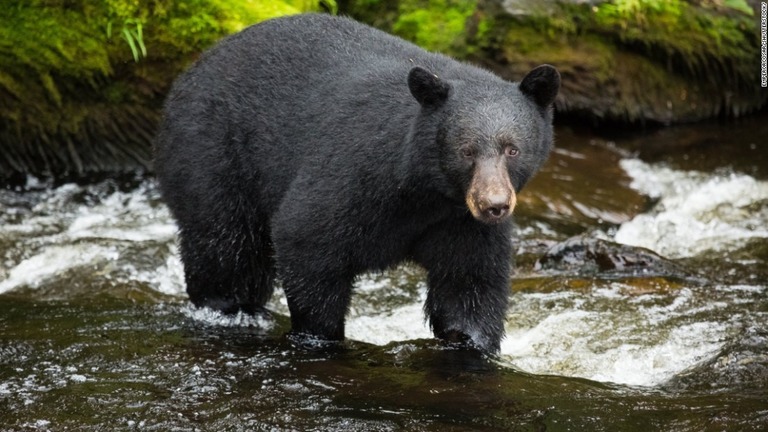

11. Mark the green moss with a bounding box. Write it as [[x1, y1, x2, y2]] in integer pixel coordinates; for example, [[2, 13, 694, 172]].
[[588, 0, 756, 82], [389, 0, 477, 56], [476, 0, 762, 123], [341, 0, 478, 56], [1, 0, 332, 179], [0, 0, 323, 105]]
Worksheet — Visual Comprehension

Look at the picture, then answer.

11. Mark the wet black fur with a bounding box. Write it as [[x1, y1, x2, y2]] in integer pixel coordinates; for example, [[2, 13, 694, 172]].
[[154, 14, 558, 353]]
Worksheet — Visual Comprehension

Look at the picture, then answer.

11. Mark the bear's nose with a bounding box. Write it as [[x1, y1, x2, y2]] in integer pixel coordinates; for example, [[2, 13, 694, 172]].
[[465, 157, 517, 224], [481, 194, 511, 221]]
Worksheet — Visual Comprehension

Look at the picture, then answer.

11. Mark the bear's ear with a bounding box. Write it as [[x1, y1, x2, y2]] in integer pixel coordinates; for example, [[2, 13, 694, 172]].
[[408, 66, 450, 106], [519, 64, 560, 109]]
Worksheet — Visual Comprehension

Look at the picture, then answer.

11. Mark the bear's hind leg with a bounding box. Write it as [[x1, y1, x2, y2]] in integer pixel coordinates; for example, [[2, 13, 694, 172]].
[[279, 262, 354, 341], [179, 218, 275, 315]]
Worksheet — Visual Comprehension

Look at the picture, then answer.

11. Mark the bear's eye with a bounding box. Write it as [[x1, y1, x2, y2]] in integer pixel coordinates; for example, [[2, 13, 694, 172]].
[[504, 146, 520, 158], [460, 147, 475, 159]]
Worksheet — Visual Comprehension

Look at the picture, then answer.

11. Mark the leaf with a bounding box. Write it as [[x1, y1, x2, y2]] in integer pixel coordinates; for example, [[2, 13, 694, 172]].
[[121, 27, 139, 62], [135, 21, 146, 57]]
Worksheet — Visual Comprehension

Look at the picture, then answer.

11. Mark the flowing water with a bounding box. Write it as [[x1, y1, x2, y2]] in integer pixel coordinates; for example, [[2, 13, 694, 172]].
[[1, 114, 767, 431]]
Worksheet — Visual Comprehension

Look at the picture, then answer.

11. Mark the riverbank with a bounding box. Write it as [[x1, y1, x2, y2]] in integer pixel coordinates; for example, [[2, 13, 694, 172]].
[[1, 0, 764, 181]]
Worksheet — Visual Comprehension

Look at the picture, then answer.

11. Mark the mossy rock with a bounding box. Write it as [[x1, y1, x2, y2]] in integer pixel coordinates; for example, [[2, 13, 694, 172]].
[[341, 0, 766, 125], [0, 0, 331, 182]]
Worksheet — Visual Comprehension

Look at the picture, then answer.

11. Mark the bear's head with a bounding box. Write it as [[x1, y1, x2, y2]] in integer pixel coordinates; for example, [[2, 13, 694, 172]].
[[408, 65, 560, 224]]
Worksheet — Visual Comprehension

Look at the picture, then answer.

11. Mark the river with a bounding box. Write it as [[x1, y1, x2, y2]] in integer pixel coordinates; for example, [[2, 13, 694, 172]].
[[1, 114, 767, 430]]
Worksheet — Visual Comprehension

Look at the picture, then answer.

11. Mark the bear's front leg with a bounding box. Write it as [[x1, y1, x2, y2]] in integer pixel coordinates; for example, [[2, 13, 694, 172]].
[[413, 218, 513, 353]]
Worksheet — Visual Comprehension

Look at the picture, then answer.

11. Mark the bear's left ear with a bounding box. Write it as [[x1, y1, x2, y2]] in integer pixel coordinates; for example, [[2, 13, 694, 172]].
[[519, 64, 560, 109], [408, 66, 450, 106]]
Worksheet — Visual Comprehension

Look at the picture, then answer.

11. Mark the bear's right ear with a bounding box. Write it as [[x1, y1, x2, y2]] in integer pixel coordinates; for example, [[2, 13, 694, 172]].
[[519, 64, 560, 109], [408, 66, 450, 106]]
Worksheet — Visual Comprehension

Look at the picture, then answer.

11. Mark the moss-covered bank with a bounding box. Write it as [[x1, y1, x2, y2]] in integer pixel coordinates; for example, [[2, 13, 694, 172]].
[[0, 0, 331, 182], [340, 0, 766, 125], [1, 0, 765, 180]]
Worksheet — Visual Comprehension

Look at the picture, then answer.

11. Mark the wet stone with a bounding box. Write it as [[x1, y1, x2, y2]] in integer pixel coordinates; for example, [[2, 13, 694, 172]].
[[534, 235, 691, 279]]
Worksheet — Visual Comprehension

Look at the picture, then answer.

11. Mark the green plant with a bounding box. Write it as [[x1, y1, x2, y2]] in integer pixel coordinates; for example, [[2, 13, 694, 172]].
[[107, 18, 147, 62]]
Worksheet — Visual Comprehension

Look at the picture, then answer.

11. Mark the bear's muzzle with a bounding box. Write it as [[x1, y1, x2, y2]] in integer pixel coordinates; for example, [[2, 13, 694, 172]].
[[466, 157, 516, 224]]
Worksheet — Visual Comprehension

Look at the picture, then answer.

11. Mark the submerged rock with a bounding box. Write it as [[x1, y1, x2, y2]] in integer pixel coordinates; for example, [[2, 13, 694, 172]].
[[534, 235, 690, 278]]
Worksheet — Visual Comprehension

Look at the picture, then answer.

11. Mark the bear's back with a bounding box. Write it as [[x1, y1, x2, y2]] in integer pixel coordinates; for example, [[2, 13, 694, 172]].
[[174, 13, 501, 103], [216, 14, 436, 76]]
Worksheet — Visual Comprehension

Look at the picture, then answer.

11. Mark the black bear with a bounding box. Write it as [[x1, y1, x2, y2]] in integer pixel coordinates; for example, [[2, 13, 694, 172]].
[[154, 13, 559, 353]]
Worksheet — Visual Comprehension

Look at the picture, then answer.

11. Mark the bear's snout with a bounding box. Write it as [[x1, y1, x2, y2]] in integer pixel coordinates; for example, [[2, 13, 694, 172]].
[[466, 158, 516, 224], [482, 192, 511, 220]]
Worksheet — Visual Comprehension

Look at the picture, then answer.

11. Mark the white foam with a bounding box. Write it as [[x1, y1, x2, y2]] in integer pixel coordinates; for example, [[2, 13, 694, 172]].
[[0, 245, 119, 294], [342, 279, 730, 387], [0, 179, 178, 295], [65, 184, 176, 243], [181, 305, 275, 330], [588, 322, 725, 385], [346, 302, 431, 345], [615, 159, 768, 258], [123, 251, 186, 297], [499, 286, 728, 386], [68, 374, 87, 383], [345, 273, 431, 345]]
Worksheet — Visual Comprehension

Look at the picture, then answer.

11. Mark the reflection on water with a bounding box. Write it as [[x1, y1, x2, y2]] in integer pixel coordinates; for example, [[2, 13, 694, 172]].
[[1, 116, 767, 430]]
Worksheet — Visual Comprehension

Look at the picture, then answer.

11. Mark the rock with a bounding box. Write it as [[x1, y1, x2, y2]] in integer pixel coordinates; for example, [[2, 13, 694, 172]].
[[534, 235, 690, 278]]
